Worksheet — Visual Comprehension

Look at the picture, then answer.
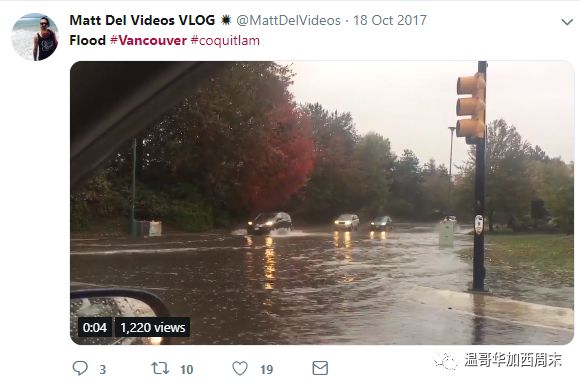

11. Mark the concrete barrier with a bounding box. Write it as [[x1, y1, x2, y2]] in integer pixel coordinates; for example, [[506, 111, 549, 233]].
[[438, 222, 455, 246], [149, 221, 162, 237]]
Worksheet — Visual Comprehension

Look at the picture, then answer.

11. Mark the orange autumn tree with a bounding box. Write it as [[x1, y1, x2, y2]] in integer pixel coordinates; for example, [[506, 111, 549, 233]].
[[117, 62, 315, 218], [238, 104, 315, 212]]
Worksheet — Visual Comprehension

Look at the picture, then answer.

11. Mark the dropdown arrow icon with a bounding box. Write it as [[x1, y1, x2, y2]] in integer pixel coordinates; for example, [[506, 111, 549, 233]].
[[562, 19, 574, 25]]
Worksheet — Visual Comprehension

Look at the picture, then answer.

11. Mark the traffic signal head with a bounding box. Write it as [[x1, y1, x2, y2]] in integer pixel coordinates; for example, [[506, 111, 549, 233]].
[[456, 73, 486, 139]]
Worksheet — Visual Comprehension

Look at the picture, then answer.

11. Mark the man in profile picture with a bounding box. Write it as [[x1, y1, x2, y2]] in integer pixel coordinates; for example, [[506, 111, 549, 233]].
[[33, 16, 58, 60]]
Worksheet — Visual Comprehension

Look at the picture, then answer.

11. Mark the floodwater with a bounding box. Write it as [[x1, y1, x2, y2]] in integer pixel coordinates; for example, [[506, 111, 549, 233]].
[[70, 224, 573, 344]]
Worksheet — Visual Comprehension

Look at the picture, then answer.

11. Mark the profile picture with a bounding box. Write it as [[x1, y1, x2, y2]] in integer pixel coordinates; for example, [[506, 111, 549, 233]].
[[12, 13, 58, 61]]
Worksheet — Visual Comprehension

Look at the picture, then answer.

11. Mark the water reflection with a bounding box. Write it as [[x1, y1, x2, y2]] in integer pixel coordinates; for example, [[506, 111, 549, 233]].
[[333, 231, 353, 260], [333, 231, 352, 248], [471, 294, 486, 344], [71, 228, 573, 344], [264, 236, 276, 290], [369, 231, 388, 240]]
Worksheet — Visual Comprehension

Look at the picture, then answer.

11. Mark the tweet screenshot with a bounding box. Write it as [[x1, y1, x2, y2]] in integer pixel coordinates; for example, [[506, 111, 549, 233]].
[[1, 0, 578, 384]]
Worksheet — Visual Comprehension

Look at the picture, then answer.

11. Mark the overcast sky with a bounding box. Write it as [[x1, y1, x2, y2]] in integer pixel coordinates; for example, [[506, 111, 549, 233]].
[[284, 61, 574, 169]]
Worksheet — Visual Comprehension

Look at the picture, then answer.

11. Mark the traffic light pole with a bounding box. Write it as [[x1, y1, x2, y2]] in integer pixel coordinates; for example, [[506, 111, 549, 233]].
[[472, 61, 487, 292]]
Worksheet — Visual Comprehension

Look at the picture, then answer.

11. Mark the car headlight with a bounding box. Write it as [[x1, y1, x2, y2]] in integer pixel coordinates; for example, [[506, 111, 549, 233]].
[[266, 221, 274, 226], [371, 222, 375, 225], [334, 220, 339, 225], [248, 221, 253, 226], [381, 222, 387, 226], [345, 221, 351, 225]]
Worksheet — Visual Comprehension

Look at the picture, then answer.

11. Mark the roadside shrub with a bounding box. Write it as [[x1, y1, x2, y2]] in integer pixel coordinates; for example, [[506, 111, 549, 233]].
[[508, 215, 533, 232], [167, 201, 213, 231], [70, 199, 90, 231]]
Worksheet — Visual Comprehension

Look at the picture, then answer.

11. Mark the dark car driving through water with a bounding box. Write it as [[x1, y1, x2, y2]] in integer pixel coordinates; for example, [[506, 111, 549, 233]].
[[247, 212, 292, 235], [370, 216, 393, 231]]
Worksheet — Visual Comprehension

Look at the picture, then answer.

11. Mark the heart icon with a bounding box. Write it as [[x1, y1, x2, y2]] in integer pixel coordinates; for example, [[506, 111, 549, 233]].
[[232, 361, 248, 375]]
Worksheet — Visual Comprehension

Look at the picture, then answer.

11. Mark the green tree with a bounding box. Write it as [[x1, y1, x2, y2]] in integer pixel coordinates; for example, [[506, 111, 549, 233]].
[[73, 62, 315, 230], [550, 176, 574, 234], [137, 63, 313, 212], [529, 158, 574, 232], [353, 132, 396, 216], [451, 168, 474, 221], [455, 119, 535, 231], [296, 103, 361, 220], [422, 158, 451, 218], [389, 149, 425, 219]]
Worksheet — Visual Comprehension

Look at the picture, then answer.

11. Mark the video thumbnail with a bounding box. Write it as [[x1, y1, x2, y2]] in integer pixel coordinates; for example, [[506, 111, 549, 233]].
[[70, 61, 573, 344]]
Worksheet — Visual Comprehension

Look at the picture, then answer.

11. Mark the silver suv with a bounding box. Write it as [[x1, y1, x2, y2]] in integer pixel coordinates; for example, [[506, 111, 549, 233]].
[[333, 214, 360, 231]]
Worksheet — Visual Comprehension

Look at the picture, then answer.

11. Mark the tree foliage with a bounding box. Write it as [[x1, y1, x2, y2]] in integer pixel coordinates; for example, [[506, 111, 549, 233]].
[[134, 62, 315, 215], [389, 150, 424, 218], [422, 158, 451, 219], [528, 158, 574, 233], [294, 103, 362, 220], [354, 132, 396, 217], [453, 119, 573, 232], [71, 64, 572, 234], [72, 62, 315, 229]]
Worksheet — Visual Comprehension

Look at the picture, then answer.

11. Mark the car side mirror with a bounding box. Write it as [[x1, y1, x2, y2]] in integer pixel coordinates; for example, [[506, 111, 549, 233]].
[[70, 288, 171, 345]]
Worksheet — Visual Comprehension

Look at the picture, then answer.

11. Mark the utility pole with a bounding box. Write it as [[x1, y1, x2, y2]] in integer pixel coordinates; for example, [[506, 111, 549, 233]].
[[130, 137, 137, 236], [448, 126, 455, 212]]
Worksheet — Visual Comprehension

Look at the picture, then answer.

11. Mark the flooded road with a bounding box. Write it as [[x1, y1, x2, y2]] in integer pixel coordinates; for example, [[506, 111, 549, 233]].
[[70, 224, 573, 344]]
